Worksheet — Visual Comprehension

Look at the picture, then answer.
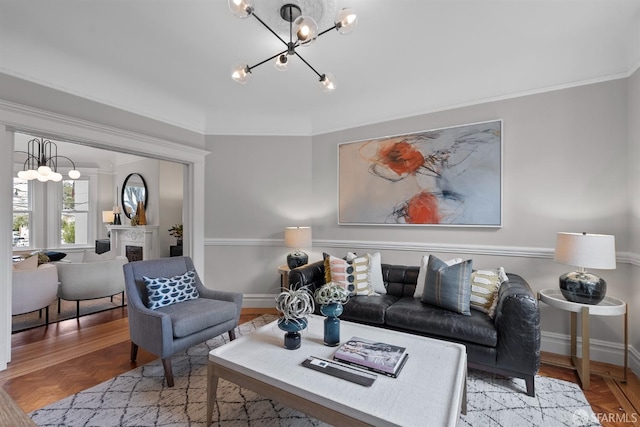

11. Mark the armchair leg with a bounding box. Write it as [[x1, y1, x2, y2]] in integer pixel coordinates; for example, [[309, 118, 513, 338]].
[[130, 343, 138, 362], [229, 329, 236, 341], [525, 375, 535, 397], [76, 301, 80, 319], [162, 358, 175, 387], [45, 306, 49, 325], [121, 291, 125, 307], [58, 298, 61, 314]]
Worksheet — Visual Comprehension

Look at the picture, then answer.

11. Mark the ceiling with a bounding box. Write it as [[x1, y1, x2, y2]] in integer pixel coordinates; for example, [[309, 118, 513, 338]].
[[1, 0, 639, 136]]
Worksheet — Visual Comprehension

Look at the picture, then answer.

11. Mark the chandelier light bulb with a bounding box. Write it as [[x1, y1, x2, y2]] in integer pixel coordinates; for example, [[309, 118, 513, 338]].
[[36, 173, 49, 182], [51, 172, 63, 182], [320, 73, 337, 92], [335, 8, 357, 35], [37, 165, 52, 176], [293, 15, 318, 46], [17, 170, 28, 179], [231, 63, 251, 84], [228, 0, 253, 18], [26, 169, 39, 180], [274, 54, 289, 71], [68, 169, 81, 179]]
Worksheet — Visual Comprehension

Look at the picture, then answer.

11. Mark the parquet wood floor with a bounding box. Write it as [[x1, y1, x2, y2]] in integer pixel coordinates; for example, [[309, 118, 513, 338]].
[[2, 307, 639, 427]]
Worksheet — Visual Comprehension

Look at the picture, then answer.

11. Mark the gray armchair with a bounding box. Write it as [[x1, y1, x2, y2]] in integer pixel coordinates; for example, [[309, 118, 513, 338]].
[[123, 256, 242, 387]]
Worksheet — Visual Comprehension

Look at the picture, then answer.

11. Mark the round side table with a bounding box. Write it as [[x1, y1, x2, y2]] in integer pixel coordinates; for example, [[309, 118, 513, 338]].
[[538, 288, 627, 389]]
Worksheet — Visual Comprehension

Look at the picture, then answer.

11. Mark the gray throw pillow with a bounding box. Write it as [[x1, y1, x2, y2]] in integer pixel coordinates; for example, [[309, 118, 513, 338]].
[[421, 255, 472, 316]]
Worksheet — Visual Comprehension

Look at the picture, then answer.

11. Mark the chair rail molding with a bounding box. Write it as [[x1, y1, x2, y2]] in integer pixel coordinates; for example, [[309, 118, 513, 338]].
[[205, 237, 635, 264]]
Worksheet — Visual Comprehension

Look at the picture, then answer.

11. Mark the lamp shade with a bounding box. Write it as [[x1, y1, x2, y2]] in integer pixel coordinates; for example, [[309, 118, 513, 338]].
[[284, 226, 312, 249], [102, 210, 114, 223], [554, 232, 616, 270]]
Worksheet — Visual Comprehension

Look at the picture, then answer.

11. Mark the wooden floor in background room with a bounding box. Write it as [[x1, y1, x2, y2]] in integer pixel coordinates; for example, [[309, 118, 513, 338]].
[[1, 307, 639, 427]]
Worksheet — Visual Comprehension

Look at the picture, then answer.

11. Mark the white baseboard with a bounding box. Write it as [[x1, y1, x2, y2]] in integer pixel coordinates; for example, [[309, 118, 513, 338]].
[[241, 294, 278, 308], [541, 331, 640, 377]]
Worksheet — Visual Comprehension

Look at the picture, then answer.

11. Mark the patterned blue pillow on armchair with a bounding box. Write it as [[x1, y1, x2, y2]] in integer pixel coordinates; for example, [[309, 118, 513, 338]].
[[143, 270, 199, 310]]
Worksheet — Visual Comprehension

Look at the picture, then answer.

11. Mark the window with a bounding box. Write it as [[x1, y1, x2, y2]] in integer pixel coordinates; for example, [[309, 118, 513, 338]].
[[61, 179, 89, 246], [12, 178, 30, 248]]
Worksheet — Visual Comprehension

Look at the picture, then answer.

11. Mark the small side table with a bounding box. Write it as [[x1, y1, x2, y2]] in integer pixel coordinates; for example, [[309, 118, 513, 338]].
[[538, 288, 627, 389], [278, 265, 290, 289]]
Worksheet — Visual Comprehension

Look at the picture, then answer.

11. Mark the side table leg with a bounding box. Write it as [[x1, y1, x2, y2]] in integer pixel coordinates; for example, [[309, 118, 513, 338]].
[[624, 308, 628, 382], [581, 307, 590, 389], [570, 312, 577, 359], [207, 362, 220, 427]]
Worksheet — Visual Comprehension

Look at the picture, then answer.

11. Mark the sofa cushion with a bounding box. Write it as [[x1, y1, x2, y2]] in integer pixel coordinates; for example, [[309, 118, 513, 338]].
[[470, 268, 508, 318], [340, 294, 399, 325], [347, 252, 385, 294], [421, 255, 472, 315], [324, 253, 376, 296], [156, 297, 238, 338], [83, 249, 117, 262], [144, 270, 199, 310], [385, 297, 498, 348], [415, 255, 463, 298], [12, 255, 39, 271], [45, 251, 67, 261]]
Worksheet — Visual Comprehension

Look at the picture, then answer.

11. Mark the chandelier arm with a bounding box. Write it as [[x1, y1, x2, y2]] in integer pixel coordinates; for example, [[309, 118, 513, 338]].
[[295, 51, 323, 79], [48, 155, 77, 171], [250, 12, 289, 48], [317, 25, 338, 38], [248, 48, 289, 72]]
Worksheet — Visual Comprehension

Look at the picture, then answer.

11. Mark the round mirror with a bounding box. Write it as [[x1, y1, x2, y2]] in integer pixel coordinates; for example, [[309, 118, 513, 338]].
[[121, 173, 148, 219]]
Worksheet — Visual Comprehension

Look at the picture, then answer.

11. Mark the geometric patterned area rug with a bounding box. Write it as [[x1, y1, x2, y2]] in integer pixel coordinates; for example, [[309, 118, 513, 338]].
[[30, 315, 601, 427]]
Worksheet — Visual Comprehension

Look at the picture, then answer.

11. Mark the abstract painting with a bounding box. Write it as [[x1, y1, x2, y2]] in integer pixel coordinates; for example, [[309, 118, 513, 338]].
[[338, 120, 502, 226]]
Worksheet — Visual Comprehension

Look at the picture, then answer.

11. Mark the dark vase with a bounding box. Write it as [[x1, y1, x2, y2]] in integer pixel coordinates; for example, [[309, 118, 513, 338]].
[[559, 270, 607, 305], [176, 239, 183, 246], [320, 303, 343, 347], [277, 317, 307, 350]]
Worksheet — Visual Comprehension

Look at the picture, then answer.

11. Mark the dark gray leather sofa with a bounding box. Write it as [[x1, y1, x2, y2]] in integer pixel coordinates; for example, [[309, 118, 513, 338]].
[[289, 260, 541, 396]]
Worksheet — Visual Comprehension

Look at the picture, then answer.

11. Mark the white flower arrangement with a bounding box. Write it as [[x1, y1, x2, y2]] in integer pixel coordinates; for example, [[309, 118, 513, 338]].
[[314, 282, 350, 306], [275, 286, 315, 324]]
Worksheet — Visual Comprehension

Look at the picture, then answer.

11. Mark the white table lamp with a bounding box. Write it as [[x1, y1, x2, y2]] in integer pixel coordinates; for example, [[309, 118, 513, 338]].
[[284, 226, 312, 269], [554, 232, 616, 305], [102, 210, 114, 224]]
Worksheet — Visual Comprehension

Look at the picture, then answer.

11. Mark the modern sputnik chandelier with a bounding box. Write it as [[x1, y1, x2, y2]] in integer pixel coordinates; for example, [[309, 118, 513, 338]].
[[228, 0, 357, 92], [15, 138, 81, 182]]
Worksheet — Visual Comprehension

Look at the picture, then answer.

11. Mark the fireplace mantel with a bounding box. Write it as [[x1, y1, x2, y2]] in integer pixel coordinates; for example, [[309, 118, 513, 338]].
[[105, 225, 159, 261]]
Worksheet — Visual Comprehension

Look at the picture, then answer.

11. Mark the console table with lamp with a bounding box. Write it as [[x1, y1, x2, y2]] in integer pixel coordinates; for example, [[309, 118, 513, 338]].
[[538, 232, 625, 389]]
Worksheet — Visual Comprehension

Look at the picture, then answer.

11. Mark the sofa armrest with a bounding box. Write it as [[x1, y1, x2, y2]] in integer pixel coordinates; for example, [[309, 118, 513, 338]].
[[493, 273, 541, 375], [288, 260, 326, 292]]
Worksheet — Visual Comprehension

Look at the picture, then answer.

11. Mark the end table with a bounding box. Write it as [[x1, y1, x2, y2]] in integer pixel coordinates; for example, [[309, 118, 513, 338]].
[[278, 265, 290, 289], [538, 288, 627, 389]]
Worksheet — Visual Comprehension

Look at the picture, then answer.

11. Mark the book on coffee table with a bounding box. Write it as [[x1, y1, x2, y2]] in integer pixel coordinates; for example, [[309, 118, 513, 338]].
[[333, 336, 409, 378]]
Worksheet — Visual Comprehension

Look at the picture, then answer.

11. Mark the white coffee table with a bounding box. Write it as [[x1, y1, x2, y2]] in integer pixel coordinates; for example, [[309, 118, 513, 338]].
[[207, 315, 467, 427]]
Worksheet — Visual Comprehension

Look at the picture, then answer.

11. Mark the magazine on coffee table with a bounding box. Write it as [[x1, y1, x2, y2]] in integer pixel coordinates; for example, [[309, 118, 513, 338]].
[[333, 336, 409, 378]]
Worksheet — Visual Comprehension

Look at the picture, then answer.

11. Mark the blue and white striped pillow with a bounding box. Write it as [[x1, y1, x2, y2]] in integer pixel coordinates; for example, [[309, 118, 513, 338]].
[[144, 270, 199, 310]]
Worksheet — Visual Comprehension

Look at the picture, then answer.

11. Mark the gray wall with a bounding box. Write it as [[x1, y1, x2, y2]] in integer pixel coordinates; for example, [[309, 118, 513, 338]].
[[204, 77, 637, 370]]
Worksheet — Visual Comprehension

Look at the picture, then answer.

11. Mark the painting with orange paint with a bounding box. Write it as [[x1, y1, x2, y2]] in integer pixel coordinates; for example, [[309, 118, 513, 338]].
[[338, 120, 502, 226]]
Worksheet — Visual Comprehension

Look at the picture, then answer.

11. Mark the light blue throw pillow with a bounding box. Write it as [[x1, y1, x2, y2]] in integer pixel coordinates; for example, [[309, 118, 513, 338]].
[[144, 270, 199, 310], [421, 255, 472, 316]]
